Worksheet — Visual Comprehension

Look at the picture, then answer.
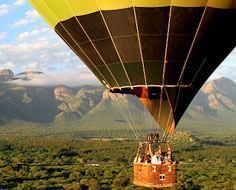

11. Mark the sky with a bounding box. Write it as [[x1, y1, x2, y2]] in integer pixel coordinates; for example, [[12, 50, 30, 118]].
[[0, 0, 235, 86], [0, 0, 99, 86]]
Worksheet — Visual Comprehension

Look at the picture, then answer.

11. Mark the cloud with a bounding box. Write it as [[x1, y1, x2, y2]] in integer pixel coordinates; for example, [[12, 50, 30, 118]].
[[223, 48, 236, 63], [13, 42, 48, 53], [209, 48, 236, 81], [0, 62, 15, 70], [0, 25, 94, 81], [209, 72, 223, 80], [14, 0, 27, 6], [0, 38, 76, 72], [0, 32, 7, 40], [2, 26, 100, 87], [12, 9, 40, 27], [9, 71, 99, 87], [16, 29, 39, 41], [0, 4, 9, 16]]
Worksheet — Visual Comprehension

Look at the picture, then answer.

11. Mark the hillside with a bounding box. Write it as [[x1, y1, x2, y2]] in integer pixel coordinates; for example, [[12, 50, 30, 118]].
[[178, 77, 236, 133], [0, 83, 58, 123], [190, 77, 236, 117], [0, 77, 236, 134], [77, 91, 157, 131], [54, 87, 103, 126]]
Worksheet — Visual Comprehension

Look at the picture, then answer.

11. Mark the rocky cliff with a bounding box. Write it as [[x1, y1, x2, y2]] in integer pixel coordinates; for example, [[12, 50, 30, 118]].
[[190, 77, 236, 117]]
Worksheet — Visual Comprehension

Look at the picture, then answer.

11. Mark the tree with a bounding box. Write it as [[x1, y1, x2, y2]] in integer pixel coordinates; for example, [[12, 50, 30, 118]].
[[88, 179, 100, 190], [112, 171, 130, 188]]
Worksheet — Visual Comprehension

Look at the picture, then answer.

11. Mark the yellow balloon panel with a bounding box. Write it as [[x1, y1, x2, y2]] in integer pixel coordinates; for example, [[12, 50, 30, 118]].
[[29, 0, 58, 27], [29, 0, 236, 28], [207, 0, 236, 9]]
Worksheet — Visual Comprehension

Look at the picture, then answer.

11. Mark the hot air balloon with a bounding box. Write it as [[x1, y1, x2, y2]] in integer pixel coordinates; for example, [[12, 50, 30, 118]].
[[29, 0, 236, 188]]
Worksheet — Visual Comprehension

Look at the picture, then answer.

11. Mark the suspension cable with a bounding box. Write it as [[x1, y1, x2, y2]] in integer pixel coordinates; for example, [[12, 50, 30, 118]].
[[111, 94, 140, 141], [121, 97, 146, 138], [116, 96, 145, 139]]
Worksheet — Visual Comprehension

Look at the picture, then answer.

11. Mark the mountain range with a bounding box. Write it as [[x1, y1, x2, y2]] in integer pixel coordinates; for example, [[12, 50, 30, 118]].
[[0, 77, 236, 133]]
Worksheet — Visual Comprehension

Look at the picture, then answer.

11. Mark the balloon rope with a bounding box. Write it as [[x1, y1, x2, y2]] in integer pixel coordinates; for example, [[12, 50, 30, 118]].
[[39, 0, 112, 89], [117, 100, 140, 140], [161, 113, 171, 142], [146, 107, 151, 132], [175, 6, 208, 112], [132, 5, 148, 87], [95, 0, 133, 89], [177, 6, 208, 85], [121, 98, 146, 138], [145, 106, 148, 131], [112, 95, 140, 140], [159, 5, 173, 125], [190, 57, 207, 85], [116, 96, 145, 139], [64, 0, 121, 88], [161, 88, 175, 142], [161, 111, 172, 142]]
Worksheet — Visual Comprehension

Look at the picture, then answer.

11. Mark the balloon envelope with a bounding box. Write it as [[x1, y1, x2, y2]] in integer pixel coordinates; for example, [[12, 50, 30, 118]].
[[29, 0, 236, 134]]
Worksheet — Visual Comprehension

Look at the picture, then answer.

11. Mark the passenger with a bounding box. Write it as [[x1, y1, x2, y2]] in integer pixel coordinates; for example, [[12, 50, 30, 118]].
[[163, 140, 175, 164], [144, 150, 151, 163], [133, 153, 143, 164], [133, 144, 143, 164], [149, 144, 163, 164], [153, 133, 159, 143], [164, 154, 173, 165], [167, 140, 172, 156]]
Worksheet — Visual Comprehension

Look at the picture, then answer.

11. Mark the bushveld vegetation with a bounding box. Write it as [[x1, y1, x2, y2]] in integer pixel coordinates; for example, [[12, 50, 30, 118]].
[[0, 122, 235, 189]]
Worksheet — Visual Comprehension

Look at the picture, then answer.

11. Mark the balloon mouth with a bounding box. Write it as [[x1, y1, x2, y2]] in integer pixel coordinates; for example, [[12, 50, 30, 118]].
[[109, 85, 190, 99], [110, 86, 176, 137], [110, 86, 157, 99]]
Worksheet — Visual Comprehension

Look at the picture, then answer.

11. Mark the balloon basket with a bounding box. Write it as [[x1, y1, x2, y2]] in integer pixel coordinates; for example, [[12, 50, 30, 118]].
[[133, 163, 177, 189]]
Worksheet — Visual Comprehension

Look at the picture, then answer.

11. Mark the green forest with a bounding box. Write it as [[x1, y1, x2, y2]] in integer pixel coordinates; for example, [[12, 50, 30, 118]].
[[0, 122, 235, 189]]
